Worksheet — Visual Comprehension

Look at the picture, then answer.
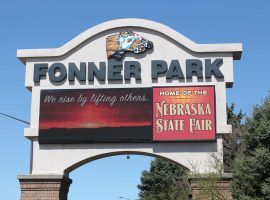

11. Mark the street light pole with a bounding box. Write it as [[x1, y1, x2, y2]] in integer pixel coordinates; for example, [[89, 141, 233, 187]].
[[119, 197, 139, 200], [119, 197, 131, 200]]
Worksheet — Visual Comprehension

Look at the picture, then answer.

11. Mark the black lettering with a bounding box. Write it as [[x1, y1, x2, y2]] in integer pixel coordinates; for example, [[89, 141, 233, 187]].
[[205, 59, 224, 79], [186, 59, 203, 79], [124, 61, 141, 80], [88, 62, 106, 81], [108, 61, 123, 80], [33, 63, 48, 82], [151, 60, 168, 79], [166, 60, 184, 80], [68, 62, 86, 82], [48, 63, 67, 82]]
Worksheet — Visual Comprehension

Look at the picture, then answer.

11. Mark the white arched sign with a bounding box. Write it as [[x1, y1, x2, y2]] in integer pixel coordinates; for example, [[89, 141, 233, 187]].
[[17, 19, 242, 200]]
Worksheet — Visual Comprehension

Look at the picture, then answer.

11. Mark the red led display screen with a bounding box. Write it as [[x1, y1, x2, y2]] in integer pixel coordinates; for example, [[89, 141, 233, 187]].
[[39, 88, 152, 143], [39, 86, 216, 143]]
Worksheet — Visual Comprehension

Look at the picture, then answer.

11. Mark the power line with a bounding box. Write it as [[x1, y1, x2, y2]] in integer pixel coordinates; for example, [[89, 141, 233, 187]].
[[0, 112, 30, 125]]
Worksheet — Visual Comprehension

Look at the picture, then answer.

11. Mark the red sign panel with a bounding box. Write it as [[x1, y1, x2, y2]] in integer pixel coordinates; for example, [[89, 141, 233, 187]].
[[153, 86, 216, 141]]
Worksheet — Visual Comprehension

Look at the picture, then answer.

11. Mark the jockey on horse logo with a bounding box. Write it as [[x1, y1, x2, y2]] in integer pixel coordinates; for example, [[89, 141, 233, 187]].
[[106, 31, 153, 60]]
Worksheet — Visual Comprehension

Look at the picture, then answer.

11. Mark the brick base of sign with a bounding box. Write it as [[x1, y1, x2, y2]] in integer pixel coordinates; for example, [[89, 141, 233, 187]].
[[189, 173, 233, 200], [18, 175, 72, 200], [18, 173, 232, 200]]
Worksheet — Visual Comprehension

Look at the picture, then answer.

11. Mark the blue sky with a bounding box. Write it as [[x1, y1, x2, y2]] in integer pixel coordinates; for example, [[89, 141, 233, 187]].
[[0, 0, 270, 199]]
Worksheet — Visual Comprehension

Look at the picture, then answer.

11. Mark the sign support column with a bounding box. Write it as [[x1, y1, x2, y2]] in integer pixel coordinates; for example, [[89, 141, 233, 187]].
[[18, 175, 72, 200]]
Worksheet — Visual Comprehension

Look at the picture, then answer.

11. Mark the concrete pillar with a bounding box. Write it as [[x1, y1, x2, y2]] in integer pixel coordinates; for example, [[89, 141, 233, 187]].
[[189, 173, 233, 200], [18, 175, 72, 200]]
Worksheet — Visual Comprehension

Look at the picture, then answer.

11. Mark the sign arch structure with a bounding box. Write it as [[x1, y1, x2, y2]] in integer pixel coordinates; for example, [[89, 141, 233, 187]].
[[17, 18, 242, 200]]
